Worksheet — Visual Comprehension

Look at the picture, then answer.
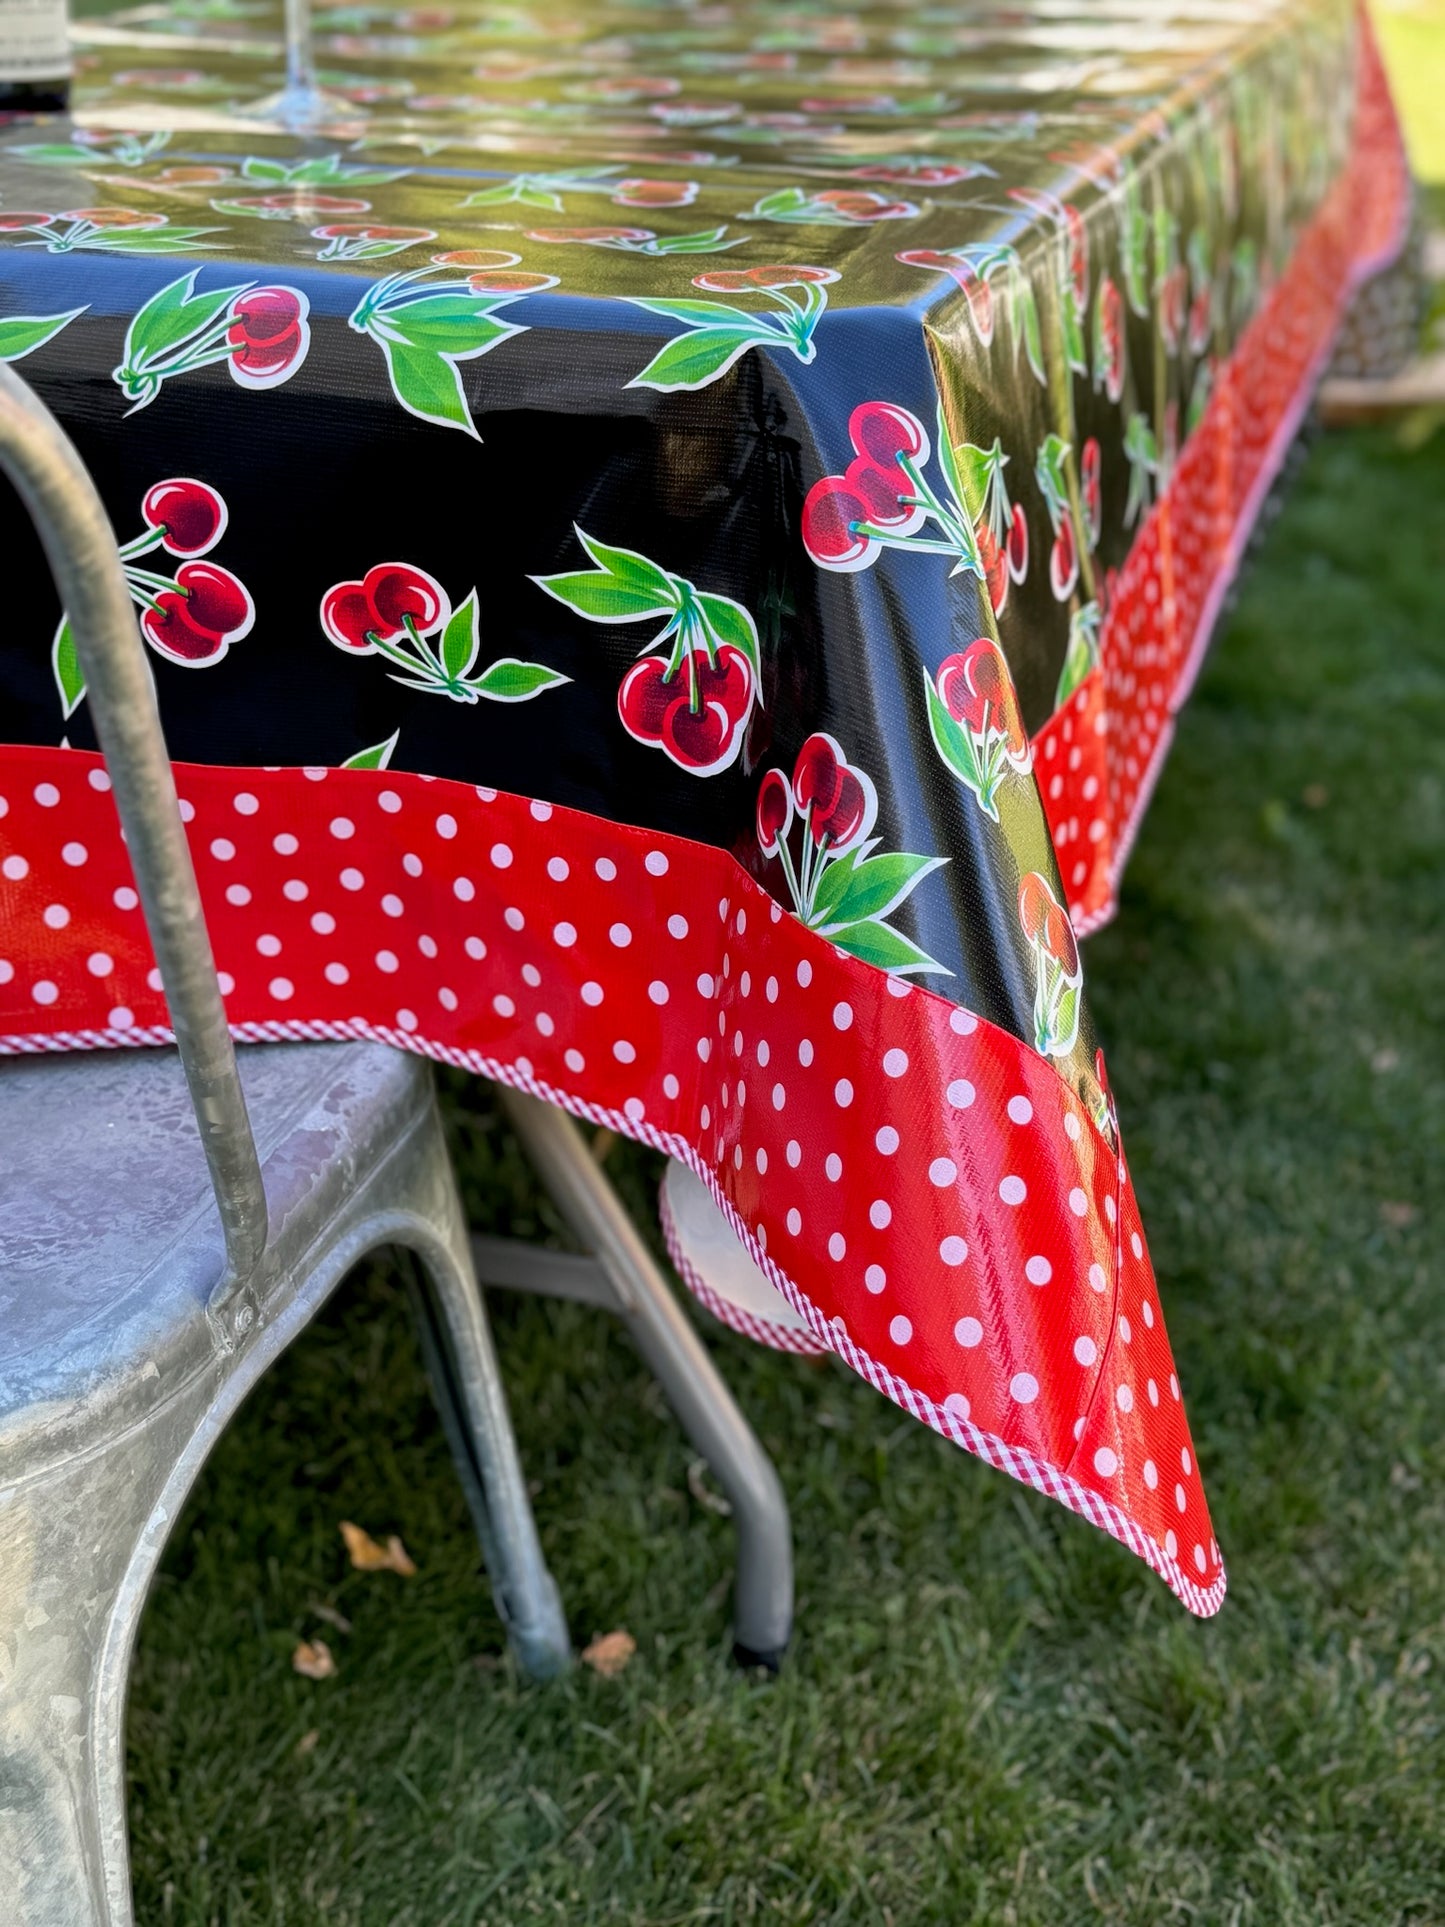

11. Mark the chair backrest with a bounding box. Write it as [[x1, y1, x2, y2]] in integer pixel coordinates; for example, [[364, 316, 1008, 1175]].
[[0, 362, 268, 1326]]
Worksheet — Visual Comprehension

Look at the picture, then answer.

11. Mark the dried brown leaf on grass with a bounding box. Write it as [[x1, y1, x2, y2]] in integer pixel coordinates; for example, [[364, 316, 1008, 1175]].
[[580, 1629, 636, 1677], [292, 1640, 336, 1681], [340, 1521, 417, 1576]]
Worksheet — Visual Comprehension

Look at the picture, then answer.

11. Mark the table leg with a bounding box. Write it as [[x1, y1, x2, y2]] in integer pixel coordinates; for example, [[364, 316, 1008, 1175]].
[[482, 1091, 794, 1669]]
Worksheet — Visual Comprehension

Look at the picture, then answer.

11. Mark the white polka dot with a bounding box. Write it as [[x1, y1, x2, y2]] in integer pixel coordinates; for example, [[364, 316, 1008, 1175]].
[[1007, 1096, 1034, 1125], [1147, 1378, 1159, 1406], [595, 857, 616, 881], [1025, 1255, 1052, 1285], [233, 791, 258, 815], [864, 1264, 886, 1293], [785, 1140, 801, 1168], [553, 922, 577, 947], [529, 800, 552, 823], [312, 911, 336, 935], [1104, 1195, 1117, 1225], [889, 1315, 912, 1345], [114, 886, 138, 910], [283, 879, 309, 902], [2, 855, 28, 881], [1093, 1447, 1119, 1477], [696, 1037, 711, 1061], [1116, 1384, 1134, 1413], [1088, 1263, 1107, 1292], [581, 981, 603, 1006], [324, 962, 349, 985], [339, 867, 364, 891], [210, 837, 236, 862], [1175, 1484, 1188, 1513], [504, 907, 525, 932], [667, 913, 688, 938], [547, 857, 569, 882], [1073, 1335, 1097, 1366], [1068, 1187, 1089, 1218], [696, 972, 715, 998], [832, 1000, 852, 1030], [225, 883, 250, 906], [464, 936, 487, 960], [1170, 1374, 1180, 1401], [928, 1157, 956, 1187], [1142, 1459, 1158, 1490], [1118, 1315, 1132, 1344], [1141, 1300, 1155, 1329], [613, 1039, 636, 1064], [33, 782, 59, 807], [376, 949, 399, 973], [565, 1049, 584, 1073], [607, 921, 632, 949], [492, 993, 515, 1017], [42, 903, 69, 930], [828, 1232, 846, 1261], [663, 1073, 679, 1099], [796, 959, 812, 987], [818, 1154, 840, 1184], [1063, 1113, 1082, 1141], [625, 1097, 645, 1124], [755, 1038, 770, 1067], [765, 975, 778, 1001], [868, 1199, 891, 1229], [1010, 1373, 1039, 1405], [1193, 1544, 1207, 1574], [396, 1008, 418, 1032], [86, 951, 113, 977], [834, 1078, 853, 1107], [882, 1048, 908, 1077], [31, 979, 57, 1005], [435, 812, 457, 840], [490, 843, 512, 868], [946, 1078, 975, 1109], [939, 1234, 968, 1266], [328, 817, 355, 842], [948, 1007, 977, 1034], [1165, 1530, 1178, 1561], [1130, 1231, 1143, 1260], [797, 1038, 814, 1065], [269, 977, 294, 1001], [256, 932, 281, 957], [1181, 1448, 1192, 1475], [644, 850, 669, 875], [954, 1315, 982, 1348], [378, 790, 401, 813], [87, 769, 111, 792], [108, 1006, 134, 1028], [786, 1208, 802, 1237], [998, 1175, 1026, 1206]]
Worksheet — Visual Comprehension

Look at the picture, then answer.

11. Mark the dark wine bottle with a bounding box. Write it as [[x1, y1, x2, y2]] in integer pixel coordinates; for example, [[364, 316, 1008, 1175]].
[[0, 0, 70, 116]]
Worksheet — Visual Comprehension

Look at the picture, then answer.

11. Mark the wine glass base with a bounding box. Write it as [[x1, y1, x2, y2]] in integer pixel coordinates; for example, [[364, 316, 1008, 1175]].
[[240, 81, 358, 132]]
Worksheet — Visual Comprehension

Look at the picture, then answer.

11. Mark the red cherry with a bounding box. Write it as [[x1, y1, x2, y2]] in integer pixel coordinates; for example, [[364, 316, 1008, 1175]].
[[1043, 902, 1080, 977], [175, 561, 252, 640], [321, 581, 376, 652], [229, 285, 302, 344], [964, 275, 994, 346], [0, 211, 55, 231], [812, 765, 870, 849], [756, 768, 793, 854], [801, 476, 873, 569], [140, 591, 225, 665], [848, 400, 927, 472], [693, 643, 753, 722], [1006, 501, 1029, 582], [142, 477, 226, 556], [618, 655, 679, 743], [1050, 518, 1078, 601], [1188, 285, 1212, 355], [939, 638, 1026, 758], [847, 455, 918, 532], [1018, 871, 1052, 945], [660, 694, 735, 771], [1081, 439, 1102, 546], [977, 517, 1009, 617], [792, 731, 843, 820], [1064, 204, 1088, 309], [1096, 277, 1124, 402], [363, 561, 448, 637]]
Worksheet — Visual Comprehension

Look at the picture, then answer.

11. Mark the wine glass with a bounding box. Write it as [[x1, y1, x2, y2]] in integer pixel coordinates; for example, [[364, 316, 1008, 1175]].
[[246, 0, 351, 131]]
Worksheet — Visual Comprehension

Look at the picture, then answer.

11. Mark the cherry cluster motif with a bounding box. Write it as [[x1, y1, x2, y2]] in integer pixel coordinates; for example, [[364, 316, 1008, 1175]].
[[744, 187, 919, 225], [802, 400, 993, 585], [321, 563, 568, 706], [1017, 870, 1083, 1059], [113, 270, 311, 412], [52, 477, 253, 718], [525, 224, 745, 257], [1093, 273, 1126, 403], [756, 733, 945, 975], [0, 206, 217, 256], [895, 241, 1044, 384], [923, 636, 1032, 823], [1034, 433, 1083, 601], [627, 264, 837, 391], [312, 222, 437, 261], [533, 531, 761, 777]]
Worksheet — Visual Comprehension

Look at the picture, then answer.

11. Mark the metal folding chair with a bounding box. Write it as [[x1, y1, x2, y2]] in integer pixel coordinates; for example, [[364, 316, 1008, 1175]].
[[0, 365, 569, 1926]]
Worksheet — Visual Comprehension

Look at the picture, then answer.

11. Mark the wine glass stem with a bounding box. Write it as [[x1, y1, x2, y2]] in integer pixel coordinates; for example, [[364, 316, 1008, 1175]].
[[285, 0, 313, 99]]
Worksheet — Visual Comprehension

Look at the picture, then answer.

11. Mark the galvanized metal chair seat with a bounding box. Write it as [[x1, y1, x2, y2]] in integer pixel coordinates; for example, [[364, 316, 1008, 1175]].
[[0, 364, 569, 1927]]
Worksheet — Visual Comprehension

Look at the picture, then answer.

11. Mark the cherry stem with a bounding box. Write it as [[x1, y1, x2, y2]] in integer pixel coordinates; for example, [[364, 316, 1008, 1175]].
[[124, 563, 181, 593], [401, 612, 445, 679], [770, 822, 804, 916], [118, 529, 166, 561]]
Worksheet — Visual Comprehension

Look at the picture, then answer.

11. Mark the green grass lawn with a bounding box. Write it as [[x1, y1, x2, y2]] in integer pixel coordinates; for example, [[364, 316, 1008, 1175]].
[[125, 418, 1445, 1926]]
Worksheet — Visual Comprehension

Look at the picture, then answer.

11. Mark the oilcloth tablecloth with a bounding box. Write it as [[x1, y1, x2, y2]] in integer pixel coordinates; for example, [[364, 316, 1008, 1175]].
[[0, 0, 1412, 1616]]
